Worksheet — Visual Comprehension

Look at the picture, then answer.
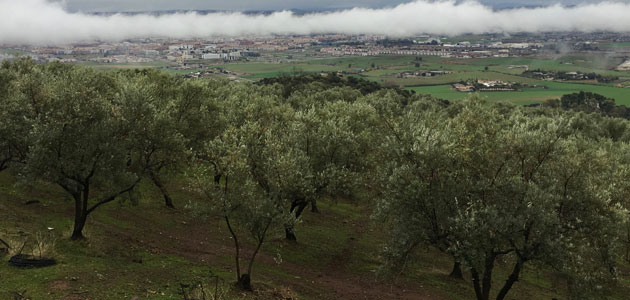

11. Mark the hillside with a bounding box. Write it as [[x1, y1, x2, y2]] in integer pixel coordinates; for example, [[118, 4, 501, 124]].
[[2, 60, 630, 300], [2, 170, 629, 300]]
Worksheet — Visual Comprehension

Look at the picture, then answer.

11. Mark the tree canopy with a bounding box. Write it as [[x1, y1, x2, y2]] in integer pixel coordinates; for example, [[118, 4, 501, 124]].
[[1, 59, 629, 297]]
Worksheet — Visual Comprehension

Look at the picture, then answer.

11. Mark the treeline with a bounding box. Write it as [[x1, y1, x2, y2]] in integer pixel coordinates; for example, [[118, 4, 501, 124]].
[[2, 58, 630, 299], [523, 69, 619, 83], [522, 69, 619, 83], [257, 72, 415, 98], [535, 91, 630, 121]]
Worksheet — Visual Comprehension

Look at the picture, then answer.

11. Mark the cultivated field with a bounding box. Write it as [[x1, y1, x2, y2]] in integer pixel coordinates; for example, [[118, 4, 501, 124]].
[[207, 54, 630, 105]]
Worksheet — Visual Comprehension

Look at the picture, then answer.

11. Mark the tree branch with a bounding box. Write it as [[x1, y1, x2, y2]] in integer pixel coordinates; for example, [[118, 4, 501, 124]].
[[86, 177, 141, 215]]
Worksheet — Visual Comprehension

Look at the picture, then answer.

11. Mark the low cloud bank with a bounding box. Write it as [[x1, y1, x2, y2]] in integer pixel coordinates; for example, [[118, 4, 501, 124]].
[[1, 0, 630, 45]]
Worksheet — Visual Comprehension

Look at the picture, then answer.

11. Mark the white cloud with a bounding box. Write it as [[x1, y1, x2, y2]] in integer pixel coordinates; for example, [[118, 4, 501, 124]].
[[1, 0, 630, 45]]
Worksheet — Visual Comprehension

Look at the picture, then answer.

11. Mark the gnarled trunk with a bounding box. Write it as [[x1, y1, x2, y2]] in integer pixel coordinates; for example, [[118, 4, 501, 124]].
[[285, 200, 308, 242], [449, 260, 464, 279], [495, 259, 524, 300], [71, 193, 87, 240], [150, 172, 174, 209], [311, 199, 319, 213], [285, 225, 297, 241], [470, 253, 497, 300], [236, 274, 252, 291]]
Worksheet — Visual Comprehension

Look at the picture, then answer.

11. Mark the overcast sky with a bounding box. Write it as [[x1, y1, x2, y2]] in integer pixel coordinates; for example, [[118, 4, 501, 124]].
[[3, 0, 630, 45], [62, 0, 629, 12]]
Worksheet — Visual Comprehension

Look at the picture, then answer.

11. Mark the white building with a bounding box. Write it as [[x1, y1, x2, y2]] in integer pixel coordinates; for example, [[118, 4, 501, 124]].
[[202, 53, 221, 60], [144, 50, 160, 56]]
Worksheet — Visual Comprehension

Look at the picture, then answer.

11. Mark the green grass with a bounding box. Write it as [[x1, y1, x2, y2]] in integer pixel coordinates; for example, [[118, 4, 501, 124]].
[[2, 168, 630, 300], [599, 42, 630, 49], [364, 71, 537, 87], [409, 81, 630, 105], [208, 63, 343, 79]]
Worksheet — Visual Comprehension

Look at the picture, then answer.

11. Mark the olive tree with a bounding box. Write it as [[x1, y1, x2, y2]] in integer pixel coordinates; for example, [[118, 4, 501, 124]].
[[377, 99, 625, 299], [0, 58, 47, 172], [24, 66, 147, 240], [0, 65, 20, 171], [191, 85, 310, 290], [448, 103, 623, 300], [280, 99, 378, 241], [375, 102, 465, 278], [115, 70, 199, 209]]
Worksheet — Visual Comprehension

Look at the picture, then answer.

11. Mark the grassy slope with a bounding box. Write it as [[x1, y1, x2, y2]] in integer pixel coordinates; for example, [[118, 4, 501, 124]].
[[1, 170, 630, 300]]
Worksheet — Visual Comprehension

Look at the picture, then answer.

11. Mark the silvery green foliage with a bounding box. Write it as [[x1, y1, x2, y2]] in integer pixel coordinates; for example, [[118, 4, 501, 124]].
[[26, 66, 138, 192], [377, 98, 627, 299], [190, 86, 312, 283], [114, 70, 188, 172], [293, 99, 378, 200], [17, 65, 174, 239], [0, 58, 44, 172], [374, 100, 459, 273]]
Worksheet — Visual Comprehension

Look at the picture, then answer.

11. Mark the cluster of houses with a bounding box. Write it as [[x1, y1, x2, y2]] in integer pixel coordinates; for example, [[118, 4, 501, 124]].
[[453, 80, 520, 92], [395, 70, 451, 78], [166, 44, 260, 62], [523, 70, 617, 82], [319, 42, 542, 58], [453, 83, 476, 92]]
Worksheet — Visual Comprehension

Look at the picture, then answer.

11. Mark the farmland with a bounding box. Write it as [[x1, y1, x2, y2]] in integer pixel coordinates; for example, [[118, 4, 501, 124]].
[[206, 54, 630, 105], [410, 81, 630, 105]]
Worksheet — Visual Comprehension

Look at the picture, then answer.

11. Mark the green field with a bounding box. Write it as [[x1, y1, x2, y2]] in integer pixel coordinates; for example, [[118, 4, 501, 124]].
[[75, 54, 630, 106], [599, 42, 630, 50], [409, 81, 630, 105], [213, 53, 630, 82]]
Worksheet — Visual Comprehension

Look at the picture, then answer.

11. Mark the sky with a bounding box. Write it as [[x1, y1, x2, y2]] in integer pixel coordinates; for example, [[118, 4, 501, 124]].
[[62, 0, 630, 12], [1, 0, 630, 45]]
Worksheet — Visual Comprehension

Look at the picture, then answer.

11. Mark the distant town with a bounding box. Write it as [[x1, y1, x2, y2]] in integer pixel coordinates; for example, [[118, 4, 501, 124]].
[[2, 32, 630, 80]]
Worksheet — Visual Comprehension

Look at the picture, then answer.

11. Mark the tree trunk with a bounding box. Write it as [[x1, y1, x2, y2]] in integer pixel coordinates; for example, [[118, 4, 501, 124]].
[[285, 200, 308, 242], [470, 254, 496, 300], [70, 193, 87, 240], [311, 199, 319, 213], [481, 255, 495, 300], [495, 259, 523, 300], [471, 268, 485, 300], [224, 216, 241, 282], [449, 260, 464, 279], [236, 274, 252, 291], [241, 220, 270, 291], [285, 226, 297, 241], [151, 172, 174, 209]]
